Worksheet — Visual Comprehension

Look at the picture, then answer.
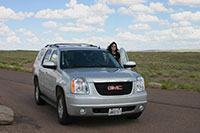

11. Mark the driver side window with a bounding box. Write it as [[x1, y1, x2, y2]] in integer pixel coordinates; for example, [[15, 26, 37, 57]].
[[50, 50, 58, 65], [42, 49, 52, 65]]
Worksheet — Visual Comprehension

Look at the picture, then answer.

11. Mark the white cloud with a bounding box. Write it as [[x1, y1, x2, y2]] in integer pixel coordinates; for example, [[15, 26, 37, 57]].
[[77, 16, 108, 26], [171, 11, 200, 22], [118, 2, 173, 15], [150, 2, 174, 13], [59, 23, 104, 32], [16, 28, 35, 36], [169, 0, 200, 7], [179, 21, 192, 27], [15, 28, 40, 45], [132, 14, 169, 26], [98, 0, 147, 5], [117, 31, 148, 41], [35, 0, 114, 26], [41, 21, 104, 33], [0, 6, 33, 21], [175, 27, 200, 40], [118, 4, 152, 15], [6, 35, 20, 43], [42, 21, 58, 28], [145, 29, 178, 41], [129, 24, 151, 30], [43, 30, 52, 34], [26, 36, 39, 43], [71, 36, 116, 48], [54, 33, 65, 42], [0, 22, 11, 36], [145, 26, 200, 41], [134, 14, 159, 22]]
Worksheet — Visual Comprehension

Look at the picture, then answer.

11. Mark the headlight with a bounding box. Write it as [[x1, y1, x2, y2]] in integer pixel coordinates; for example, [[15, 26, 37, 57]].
[[71, 78, 89, 94], [135, 76, 145, 92]]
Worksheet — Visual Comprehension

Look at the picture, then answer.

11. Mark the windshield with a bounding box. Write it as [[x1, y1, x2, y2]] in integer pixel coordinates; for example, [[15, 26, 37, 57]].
[[60, 50, 121, 69]]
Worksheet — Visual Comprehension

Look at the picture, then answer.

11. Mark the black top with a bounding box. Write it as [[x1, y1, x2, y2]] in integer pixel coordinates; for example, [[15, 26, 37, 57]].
[[111, 52, 120, 62]]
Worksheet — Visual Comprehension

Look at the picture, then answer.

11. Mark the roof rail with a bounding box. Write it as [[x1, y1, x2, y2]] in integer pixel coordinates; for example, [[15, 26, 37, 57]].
[[45, 43, 98, 48]]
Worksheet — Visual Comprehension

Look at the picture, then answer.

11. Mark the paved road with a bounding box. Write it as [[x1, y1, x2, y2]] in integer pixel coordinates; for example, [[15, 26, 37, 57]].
[[0, 69, 200, 133]]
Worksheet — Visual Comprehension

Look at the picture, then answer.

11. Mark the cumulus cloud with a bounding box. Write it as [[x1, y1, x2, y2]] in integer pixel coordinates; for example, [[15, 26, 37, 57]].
[[16, 28, 36, 36], [77, 16, 108, 26], [133, 14, 169, 26], [129, 24, 151, 30], [117, 31, 148, 41], [43, 30, 52, 34], [145, 26, 200, 41], [41, 21, 104, 33], [72, 36, 113, 46], [0, 6, 33, 21], [54, 33, 66, 42], [42, 21, 58, 28], [0, 23, 21, 45], [170, 11, 200, 22], [15, 28, 40, 44], [35, 0, 114, 26], [26, 36, 39, 43], [0, 22, 11, 36], [59, 23, 104, 33], [97, 0, 147, 5], [134, 14, 160, 22], [150, 2, 174, 13], [169, 0, 200, 7], [118, 2, 173, 15], [6, 35, 21, 43], [179, 21, 192, 27]]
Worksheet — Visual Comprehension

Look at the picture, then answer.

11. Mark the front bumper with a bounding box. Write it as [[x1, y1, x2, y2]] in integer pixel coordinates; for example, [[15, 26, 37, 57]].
[[65, 91, 147, 116]]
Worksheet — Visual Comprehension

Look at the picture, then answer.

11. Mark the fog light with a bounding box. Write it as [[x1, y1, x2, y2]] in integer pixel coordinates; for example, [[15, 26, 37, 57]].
[[80, 108, 86, 115], [139, 105, 144, 111]]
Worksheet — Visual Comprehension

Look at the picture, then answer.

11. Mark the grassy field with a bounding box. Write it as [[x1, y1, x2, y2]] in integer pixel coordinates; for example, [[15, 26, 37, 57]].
[[0, 50, 38, 72], [0, 50, 199, 92], [128, 52, 200, 92]]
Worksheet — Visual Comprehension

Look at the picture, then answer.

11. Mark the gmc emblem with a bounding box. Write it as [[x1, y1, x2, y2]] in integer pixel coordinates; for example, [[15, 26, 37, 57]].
[[107, 85, 123, 90]]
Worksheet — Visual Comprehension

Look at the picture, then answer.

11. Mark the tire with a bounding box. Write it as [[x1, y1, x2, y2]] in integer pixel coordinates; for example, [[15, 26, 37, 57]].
[[57, 91, 71, 125], [126, 112, 143, 119], [34, 79, 45, 105]]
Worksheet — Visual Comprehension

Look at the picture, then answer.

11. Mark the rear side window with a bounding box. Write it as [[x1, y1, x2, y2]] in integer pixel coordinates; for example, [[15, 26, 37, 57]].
[[42, 49, 52, 64]]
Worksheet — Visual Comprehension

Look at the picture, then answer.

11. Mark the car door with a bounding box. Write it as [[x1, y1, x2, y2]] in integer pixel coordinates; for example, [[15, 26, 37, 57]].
[[44, 49, 58, 100], [39, 49, 52, 94], [120, 48, 129, 67]]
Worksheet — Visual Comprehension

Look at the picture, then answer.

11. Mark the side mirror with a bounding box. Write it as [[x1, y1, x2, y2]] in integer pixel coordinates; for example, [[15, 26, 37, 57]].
[[43, 61, 57, 69], [124, 61, 136, 68]]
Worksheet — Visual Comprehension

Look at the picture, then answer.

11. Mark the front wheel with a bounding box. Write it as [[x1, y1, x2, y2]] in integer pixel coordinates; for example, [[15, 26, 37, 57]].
[[34, 79, 45, 105], [57, 92, 71, 125], [126, 112, 143, 119]]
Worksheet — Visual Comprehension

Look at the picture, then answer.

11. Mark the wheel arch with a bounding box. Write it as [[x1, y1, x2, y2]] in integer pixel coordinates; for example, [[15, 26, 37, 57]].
[[33, 75, 38, 85], [56, 85, 65, 98]]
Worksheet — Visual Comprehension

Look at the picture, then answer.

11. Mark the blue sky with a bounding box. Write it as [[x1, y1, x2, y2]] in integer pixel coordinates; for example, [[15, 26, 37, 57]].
[[0, 0, 200, 50]]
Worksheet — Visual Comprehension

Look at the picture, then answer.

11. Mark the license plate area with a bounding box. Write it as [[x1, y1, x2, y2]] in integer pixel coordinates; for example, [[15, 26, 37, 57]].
[[108, 108, 122, 116]]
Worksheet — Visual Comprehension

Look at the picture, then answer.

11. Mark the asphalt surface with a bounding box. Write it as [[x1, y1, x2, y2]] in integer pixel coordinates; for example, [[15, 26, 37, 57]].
[[0, 69, 200, 133]]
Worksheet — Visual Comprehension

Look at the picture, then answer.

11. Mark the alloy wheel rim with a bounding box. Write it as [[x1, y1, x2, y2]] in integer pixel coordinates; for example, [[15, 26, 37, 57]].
[[58, 98, 63, 118], [35, 85, 39, 101]]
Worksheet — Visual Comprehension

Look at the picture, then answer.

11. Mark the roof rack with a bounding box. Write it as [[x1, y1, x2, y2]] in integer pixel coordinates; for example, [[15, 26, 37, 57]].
[[45, 43, 98, 48]]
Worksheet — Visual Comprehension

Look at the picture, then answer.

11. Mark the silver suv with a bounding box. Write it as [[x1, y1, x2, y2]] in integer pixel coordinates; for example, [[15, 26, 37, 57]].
[[33, 43, 147, 125]]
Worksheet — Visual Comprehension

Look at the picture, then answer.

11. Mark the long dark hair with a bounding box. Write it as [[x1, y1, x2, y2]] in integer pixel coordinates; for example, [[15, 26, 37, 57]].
[[107, 41, 119, 53]]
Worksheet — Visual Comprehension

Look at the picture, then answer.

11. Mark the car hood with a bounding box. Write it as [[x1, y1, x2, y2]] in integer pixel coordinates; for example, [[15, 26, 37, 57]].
[[63, 68, 140, 83]]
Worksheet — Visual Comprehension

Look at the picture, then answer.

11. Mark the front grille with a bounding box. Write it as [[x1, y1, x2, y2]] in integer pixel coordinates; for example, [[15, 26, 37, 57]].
[[93, 106, 136, 113], [94, 82, 132, 96]]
